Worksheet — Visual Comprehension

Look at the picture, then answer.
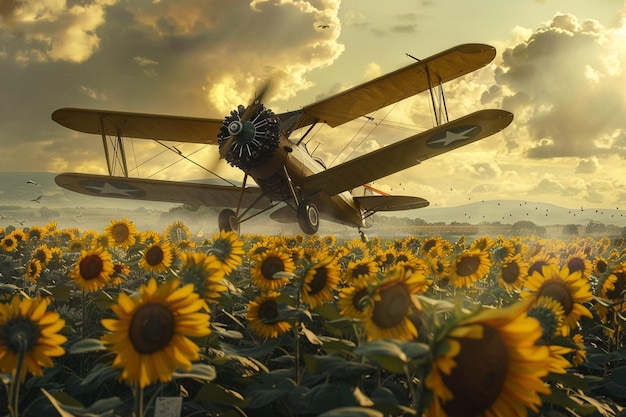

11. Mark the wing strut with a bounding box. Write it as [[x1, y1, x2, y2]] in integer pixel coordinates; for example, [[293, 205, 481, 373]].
[[99, 117, 129, 177]]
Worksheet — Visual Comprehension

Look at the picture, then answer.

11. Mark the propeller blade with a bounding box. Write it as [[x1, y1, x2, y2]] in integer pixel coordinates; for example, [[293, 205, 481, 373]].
[[219, 79, 274, 159]]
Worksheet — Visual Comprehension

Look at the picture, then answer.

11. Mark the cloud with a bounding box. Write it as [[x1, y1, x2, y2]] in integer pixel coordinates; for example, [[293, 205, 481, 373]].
[[496, 12, 626, 160], [0, 0, 345, 172], [575, 156, 600, 173]]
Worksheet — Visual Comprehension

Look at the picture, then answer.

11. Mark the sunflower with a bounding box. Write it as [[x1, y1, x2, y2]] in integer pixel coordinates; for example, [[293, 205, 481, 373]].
[[104, 218, 137, 249], [449, 248, 492, 288], [139, 241, 174, 274], [361, 266, 426, 341], [563, 250, 592, 281], [522, 264, 592, 334], [470, 235, 494, 252], [24, 258, 43, 282], [425, 300, 554, 417], [251, 249, 295, 291], [1, 235, 18, 252], [101, 278, 210, 388], [526, 251, 559, 277], [301, 256, 341, 308], [163, 220, 191, 243], [31, 244, 52, 267], [247, 291, 291, 338], [69, 247, 114, 292], [595, 268, 626, 321], [342, 257, 379, 285], [337, 283, 370, 320], [177, 252, 227, 302], [10, 229, 27, 245], [0, 296, 66, 380], [208, 230, 245, 274], [526, 296, 565, 343], [47, 247, 64, 270], [26, 226, 45, 241], [67, 239, 87, 253], [497, 254, 529, 292]]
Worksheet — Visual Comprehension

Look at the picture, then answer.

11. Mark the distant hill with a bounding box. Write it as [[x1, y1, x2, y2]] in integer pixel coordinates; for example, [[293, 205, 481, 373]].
[[394, 199, 626, 227], [1, 172, 625, 234]]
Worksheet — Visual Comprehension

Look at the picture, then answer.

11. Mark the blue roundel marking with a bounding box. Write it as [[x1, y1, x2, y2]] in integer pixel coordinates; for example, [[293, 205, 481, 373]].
[[426, 125, 482, 148], [79, 180, 146, 198]]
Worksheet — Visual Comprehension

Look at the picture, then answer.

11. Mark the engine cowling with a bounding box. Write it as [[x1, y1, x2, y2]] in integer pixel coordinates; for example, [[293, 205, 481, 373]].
[[217, 104, 280, 171]]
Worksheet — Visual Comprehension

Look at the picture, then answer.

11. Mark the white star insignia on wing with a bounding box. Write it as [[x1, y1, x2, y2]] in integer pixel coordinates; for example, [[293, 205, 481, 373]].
[[429, 126, 479, 147], [82, 182, 141, 197]]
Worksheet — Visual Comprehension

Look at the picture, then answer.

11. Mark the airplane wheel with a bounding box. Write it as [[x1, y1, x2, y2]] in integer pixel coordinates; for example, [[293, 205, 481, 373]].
[[218, 209, 240, 234], [297, 201, 319, 234]]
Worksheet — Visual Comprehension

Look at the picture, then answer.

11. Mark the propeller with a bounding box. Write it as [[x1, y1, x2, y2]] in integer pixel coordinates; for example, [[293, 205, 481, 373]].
[[219, 80, 274, 160]]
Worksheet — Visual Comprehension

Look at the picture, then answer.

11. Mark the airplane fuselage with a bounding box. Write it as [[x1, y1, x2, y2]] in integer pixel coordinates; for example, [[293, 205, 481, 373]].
[[243, 134, 366, 228]]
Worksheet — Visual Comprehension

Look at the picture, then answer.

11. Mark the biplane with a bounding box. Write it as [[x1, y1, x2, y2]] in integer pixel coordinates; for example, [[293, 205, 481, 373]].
[[53, 43, 513, 235]]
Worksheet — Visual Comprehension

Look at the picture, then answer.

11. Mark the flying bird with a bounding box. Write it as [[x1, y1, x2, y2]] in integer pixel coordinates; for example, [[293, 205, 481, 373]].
[[26, 179, 38, 185], [31, 195, 42, 203], [318, 24, 330, 29]]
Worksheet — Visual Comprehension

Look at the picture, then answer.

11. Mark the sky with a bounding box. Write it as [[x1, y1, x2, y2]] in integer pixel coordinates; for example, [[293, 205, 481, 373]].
[[1, 0, 626, 211]]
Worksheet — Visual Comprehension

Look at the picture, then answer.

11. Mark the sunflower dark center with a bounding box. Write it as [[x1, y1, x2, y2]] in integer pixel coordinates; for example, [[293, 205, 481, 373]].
[[111, 224, 130, 243], [567, 257, 586, 274], [371, 284, 410, 329], [145, 246, 164, 266], [258, 299, 279, 322], [455, 255, 480, 277], [261, 257, 285, 279], [3, 238, 15, 248], [129, 303, 175, 354], [79, 254, 104, 280], [3, 317, 40, 354], [33, 250, 47, 264], [595, 260, 608, 274], [528, 261, 548, 277], [442, 324, 508, 416], [501, 262, 520, 284], [422, 240, 437, 253], [353, 264, 371, 277], [308, 267, 328, 295], [606, 272, 625, 300], [539, 281, 573, 315]]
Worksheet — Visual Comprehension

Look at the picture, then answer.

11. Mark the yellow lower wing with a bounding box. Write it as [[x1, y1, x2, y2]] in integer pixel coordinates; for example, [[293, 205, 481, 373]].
[[55, 173, 272, 209]]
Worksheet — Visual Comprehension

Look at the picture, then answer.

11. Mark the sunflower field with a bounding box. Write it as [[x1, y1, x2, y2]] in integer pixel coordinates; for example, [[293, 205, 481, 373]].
[[0, 218, 625, 417]]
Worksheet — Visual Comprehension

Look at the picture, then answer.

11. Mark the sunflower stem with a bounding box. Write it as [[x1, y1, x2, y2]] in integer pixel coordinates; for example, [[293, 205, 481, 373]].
[[135, 384, 145, 417], [8, 335, 27, 417], [293, 322, 301, 385]]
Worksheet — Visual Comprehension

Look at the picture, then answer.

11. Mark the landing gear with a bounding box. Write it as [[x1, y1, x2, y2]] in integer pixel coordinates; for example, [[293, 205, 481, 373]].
[[218, 209, 240, 234], [297, 200, 319, 235]]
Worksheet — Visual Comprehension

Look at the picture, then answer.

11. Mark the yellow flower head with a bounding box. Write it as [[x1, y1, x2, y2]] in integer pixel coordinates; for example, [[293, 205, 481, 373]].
[[301, 256, 341, 309], [105, 218, 137, 249], [251, 249, 295, 291], [69, 247, 114, 292], [247, 291, 291, 339], [449, 248, 492, 288], [139, 241, 174, 274], [209, 230, 245, 274], [178, 252, 227, 302], [0, 296, 66, 380], [426, 300, 554, 417], [101, 278, 210, 388]]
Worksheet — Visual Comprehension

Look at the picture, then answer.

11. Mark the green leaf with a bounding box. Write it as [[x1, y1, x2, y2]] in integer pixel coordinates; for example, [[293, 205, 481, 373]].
[[245, 378, 297, 408], [40, 388, 76, 417], [80, 362, 119, 387], [193, 383, 247, 407], [354, 340, 407, 363], [220, 336, 282, 358], [47, 283, 72, 301], [173, 363, 216, 382], [317, 406, 384, 417], [68, 338, 107, 354]]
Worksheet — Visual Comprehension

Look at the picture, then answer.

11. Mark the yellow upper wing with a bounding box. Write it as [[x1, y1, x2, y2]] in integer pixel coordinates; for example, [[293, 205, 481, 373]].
[[289, 43, 496, 131], [302, 109, 513, 196], [52, 108, 223, 144]]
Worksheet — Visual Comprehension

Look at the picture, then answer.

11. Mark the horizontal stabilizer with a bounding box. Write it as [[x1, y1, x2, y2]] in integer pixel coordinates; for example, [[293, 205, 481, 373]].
[[55, 173, 272, 209], [354, 195, 429, 212]]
